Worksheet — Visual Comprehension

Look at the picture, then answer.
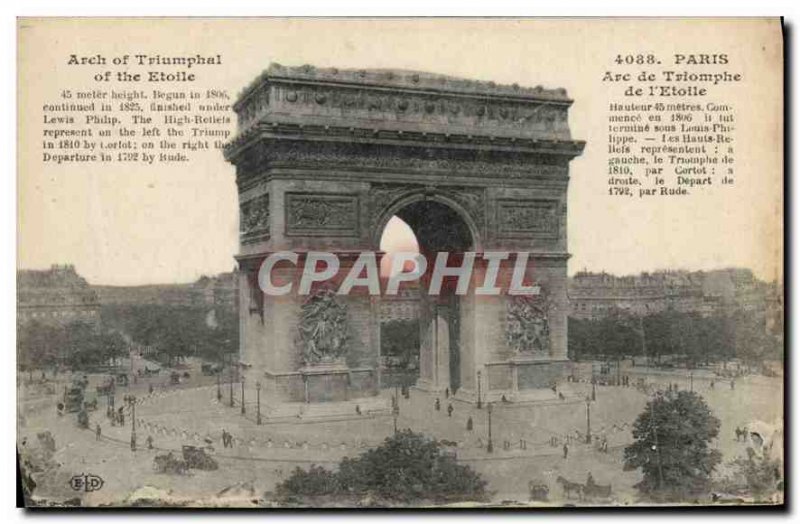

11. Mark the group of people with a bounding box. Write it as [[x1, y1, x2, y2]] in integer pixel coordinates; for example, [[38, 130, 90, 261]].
[[221, 429, 235, 448], [434, 397, 455, 417], [107, 405, 125, 426]]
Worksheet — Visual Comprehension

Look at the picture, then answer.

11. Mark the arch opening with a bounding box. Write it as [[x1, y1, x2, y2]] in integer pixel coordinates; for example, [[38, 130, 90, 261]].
[[377, 199, 476, 396]]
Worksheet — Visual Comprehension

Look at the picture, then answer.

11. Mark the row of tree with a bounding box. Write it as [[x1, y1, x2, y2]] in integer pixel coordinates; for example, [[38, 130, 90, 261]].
[[568, 309, 782, 367], [100, 304, 238, 366], [17, 320, 127, 372], [18, 304, 239, 373]]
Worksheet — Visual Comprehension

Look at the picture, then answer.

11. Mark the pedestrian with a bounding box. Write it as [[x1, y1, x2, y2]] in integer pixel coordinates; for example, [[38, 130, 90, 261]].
[[466, 416, 473, 431], [146, 435, 154, 449], [445, 387, 450, 399], [447, 403, 453, 417], [710, 380, 715, 389], [95, 424, 101, 441], [563, 442, 569, 459], [222, 429, 228, 448], [355, 404, 362, 415], [435, 398, 440, 411], [731, 380, 735, 390]]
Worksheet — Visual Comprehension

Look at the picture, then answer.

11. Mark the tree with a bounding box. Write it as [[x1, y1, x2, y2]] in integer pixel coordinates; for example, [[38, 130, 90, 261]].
[[381, 319, 420, 367], [100, 330, 127, 367], [17, 320, 62, 373], [624, 390, 722, 500], [730, 447, 783, 500], [274, 430, 487, 505]]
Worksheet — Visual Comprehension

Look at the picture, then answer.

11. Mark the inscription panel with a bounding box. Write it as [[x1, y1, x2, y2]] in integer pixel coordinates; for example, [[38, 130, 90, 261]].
[[285, 192, 360, 237]]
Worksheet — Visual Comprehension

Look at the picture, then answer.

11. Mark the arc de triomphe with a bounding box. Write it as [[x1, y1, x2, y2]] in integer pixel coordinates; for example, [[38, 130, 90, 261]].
[[224, 64, 585, 407]]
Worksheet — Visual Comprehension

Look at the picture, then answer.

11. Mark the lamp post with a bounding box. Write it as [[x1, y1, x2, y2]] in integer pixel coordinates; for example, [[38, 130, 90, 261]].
[[124, 394, 136, 451], [217, 371, 222, 401], [690, 372, 694, 392], [477, 370, 483, 409], [486, 402, 494, 453], [229, 355, 234, 408], [256, 381, 262, 425], [585, 395, 592, 444], [392, 402, 400, 435], [241, 375, 246, 415]]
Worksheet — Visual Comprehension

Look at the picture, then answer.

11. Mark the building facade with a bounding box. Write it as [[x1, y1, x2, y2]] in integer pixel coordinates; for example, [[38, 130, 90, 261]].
[[17, 265, 101, 325], [568, 268, 777, 320]]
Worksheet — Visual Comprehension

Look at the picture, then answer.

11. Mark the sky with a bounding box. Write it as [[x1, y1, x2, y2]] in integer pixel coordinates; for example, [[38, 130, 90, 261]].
[[17, 18, 783, 285]]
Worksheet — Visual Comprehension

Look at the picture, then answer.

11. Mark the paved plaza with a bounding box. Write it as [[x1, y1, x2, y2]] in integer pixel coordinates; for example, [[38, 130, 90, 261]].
[[18, 364, 782, 506]]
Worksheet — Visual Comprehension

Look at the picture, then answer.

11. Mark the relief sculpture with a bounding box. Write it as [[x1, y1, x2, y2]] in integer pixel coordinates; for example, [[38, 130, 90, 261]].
[[506, 293, 551, 355]]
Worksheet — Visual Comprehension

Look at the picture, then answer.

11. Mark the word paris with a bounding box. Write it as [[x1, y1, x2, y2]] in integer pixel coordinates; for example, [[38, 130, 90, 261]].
[[258, 252, 542, 297]]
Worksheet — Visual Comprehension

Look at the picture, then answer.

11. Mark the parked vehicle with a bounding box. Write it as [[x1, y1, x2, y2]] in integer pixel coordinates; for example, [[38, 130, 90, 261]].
[[153, 452, 189, 475]]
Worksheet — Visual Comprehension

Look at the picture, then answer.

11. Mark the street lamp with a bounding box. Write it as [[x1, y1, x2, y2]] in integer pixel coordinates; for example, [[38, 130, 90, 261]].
[[256, 381, 262, 425], [477, 370, 483, 409], [392, 401, 400, 435], [241, 375, 246, 415], [217, 371, 222, 401], [585, 395, 592, 445], [124, 394, 136, 451], [486, 402, 494, 453], [229, 355, 234, 408]]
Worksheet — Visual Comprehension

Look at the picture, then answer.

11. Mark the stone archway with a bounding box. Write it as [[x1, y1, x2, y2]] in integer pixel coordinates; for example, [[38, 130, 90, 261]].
[[224, 63, 585, 407], [377, 197, 476, 396]]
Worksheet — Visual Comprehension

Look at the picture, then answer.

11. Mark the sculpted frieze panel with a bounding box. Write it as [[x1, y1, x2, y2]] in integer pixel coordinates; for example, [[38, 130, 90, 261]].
[[254, 142, 568, 179], [497, 199, 560, 238], [239, 193, 270, 243], [249, 83, 570, 138], [285, 192, 360, 237]]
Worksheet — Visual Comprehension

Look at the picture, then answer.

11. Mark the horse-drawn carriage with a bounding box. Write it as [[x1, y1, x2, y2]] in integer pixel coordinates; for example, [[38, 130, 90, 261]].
[[201, 363, 222, 376], [528, 481, 550, 501], [96, 377, 115, 396], [153, 452, 189, 475], [556, 474, 613, 502]]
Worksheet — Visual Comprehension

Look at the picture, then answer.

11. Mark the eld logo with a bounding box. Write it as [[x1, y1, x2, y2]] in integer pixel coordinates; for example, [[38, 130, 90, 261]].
[[69, 473, 104, 492]]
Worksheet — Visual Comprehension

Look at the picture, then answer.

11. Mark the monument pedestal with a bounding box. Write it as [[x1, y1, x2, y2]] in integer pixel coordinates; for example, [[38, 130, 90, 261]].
[[449, 358, 570, 404], [300, 362, 350, 403]]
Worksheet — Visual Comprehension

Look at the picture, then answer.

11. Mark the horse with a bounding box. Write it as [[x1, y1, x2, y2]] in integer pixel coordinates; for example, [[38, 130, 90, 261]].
[[556, 476, 584, 501]]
